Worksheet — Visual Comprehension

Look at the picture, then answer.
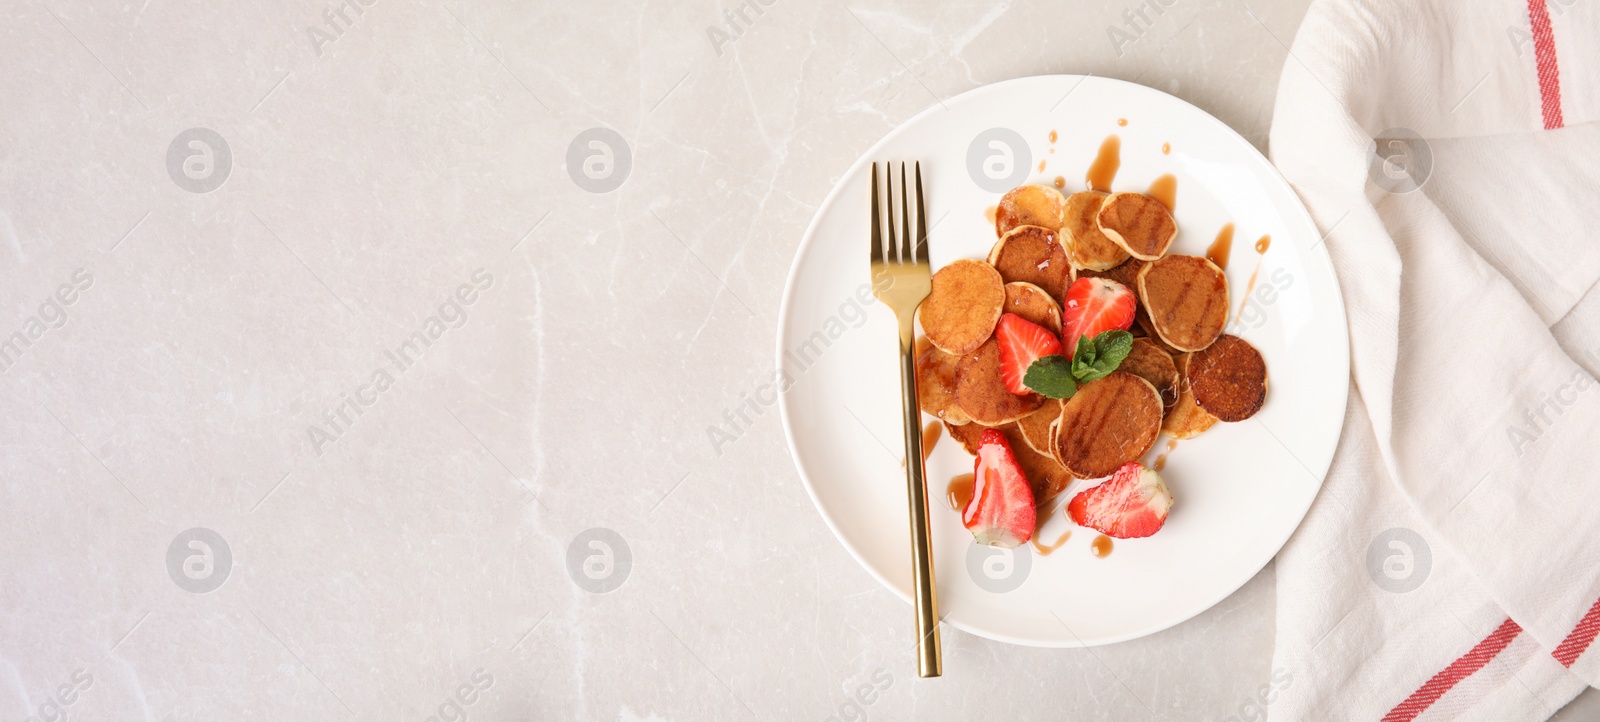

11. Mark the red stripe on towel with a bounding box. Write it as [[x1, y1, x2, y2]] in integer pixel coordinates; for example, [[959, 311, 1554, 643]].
[[1552, 594, 1600, 667], [1526, 0, 1565, 129], [1382, 618, 1523, 722]]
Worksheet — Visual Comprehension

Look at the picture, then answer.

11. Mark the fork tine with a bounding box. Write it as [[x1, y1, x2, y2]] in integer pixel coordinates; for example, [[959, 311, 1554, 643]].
[[884, 163, 899, 263], [870, 163, 883, 265], [899, 163, 911, 265], [914, 161, 928, 265]]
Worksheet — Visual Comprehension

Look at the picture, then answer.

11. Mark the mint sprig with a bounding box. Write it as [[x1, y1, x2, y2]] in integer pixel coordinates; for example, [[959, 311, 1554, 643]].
[[1022, 330, 1136, 399], [1022, 355, 1077, 399]]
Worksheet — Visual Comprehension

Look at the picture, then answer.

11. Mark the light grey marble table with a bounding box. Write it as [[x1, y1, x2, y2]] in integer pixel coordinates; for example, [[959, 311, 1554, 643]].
[[2, 1, 1594, 720]]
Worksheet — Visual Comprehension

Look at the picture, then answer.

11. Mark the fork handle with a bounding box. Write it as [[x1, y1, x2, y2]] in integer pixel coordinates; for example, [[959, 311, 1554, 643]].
[[896, 315, 942, 678]]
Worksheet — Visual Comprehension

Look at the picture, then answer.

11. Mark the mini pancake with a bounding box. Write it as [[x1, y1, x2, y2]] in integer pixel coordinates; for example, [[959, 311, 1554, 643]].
[[995, 184, 1067, 238], [1138, 255, 1229, 352], [1163, 353, 1219, 439], [1079, 256, 1145, 296], [1047, 416, 1064, 467], [1054, 372, 1163, 479], [915, 336, 972, 425], [1187, 334, 1268, 422], [1136, 311, 1182, 355], [1010, 429, 1074, 502], [920, 259, 1005, 355], [1002, 282, 1063, 334], [987, 225, 1072, 302], [1098, 192, 1178, 260], [943, 419, 989, 455], [1062, 191, 1129, 271], [1119, 337, 1179, 413], [954, 338, 1045, 425], [1016, 398, 1064, 456]]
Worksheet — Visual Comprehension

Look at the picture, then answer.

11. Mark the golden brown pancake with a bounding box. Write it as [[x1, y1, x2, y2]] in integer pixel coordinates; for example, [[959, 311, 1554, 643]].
[[987, 225, 1072, 303], [920, 259, 1004, 355], [1054, 372, 1162, 478], [1016, 398, 1064, 456], [954, 338, 1045, 425], [1079, 256, 1145, 296], [1002, 282, 1063, 334], [1120, 338, 1179, 413], [1138, 255, 1229, 352], [1136, 311, 1182, 354], [915, 336, 972, 425], [944, 419, 989, 455], [1010, 430, 1074, 502], [1163, 354, 1219, 439], [995, 184, 1067, 238], [1187, 334, 1268, 422], [1098, 192, 1178, 260], [1047, 416, 1064, 467], [1062, 191, 1129, 271]]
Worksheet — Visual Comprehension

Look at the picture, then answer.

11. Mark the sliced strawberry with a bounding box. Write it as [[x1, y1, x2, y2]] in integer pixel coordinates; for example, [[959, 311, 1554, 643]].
[[964, 428, 1037, 547], [1061, 277, 1137, 354], [1067, 462, 1173, 539], [995, 313, 1063, 396]]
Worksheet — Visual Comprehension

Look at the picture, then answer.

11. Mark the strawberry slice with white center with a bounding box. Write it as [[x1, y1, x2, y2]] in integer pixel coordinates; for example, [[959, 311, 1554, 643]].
[[1067, 462, 1173, 539], [964, 428, 1037, 547], [995, 312, 1063, 396], [1061, 277, 1137, 354]]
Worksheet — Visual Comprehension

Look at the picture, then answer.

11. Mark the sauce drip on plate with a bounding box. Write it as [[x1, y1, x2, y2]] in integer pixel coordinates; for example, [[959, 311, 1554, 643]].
[[1086, 135, 1121, 193], [1032, 528, 1072, 556], [1206, 223, 1235, 270], [1234, 235, 1273, 324], [947, 472, 975, 511], [1153, 437, 1179, 472], [1146, 174, 1177, 211]]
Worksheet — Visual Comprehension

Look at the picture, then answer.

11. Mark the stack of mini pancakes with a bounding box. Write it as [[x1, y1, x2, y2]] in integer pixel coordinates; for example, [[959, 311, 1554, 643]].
[[915, 183, 1269, 500]]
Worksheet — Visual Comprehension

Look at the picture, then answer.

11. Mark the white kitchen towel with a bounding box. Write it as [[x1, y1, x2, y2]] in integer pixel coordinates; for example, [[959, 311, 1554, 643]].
[[1265, 0, 1600, 719]]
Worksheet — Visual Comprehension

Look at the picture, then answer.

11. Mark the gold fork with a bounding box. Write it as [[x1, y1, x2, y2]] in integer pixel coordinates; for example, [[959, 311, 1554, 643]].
[[869, 161, 941, 678]]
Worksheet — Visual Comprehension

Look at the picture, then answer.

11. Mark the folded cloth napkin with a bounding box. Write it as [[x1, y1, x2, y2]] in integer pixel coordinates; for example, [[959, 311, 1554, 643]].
[[1265, 0, 1600, 718]]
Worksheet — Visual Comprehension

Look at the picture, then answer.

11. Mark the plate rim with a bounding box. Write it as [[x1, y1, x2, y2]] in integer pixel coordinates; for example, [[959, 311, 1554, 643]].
[[775, 73, 1350, 648]]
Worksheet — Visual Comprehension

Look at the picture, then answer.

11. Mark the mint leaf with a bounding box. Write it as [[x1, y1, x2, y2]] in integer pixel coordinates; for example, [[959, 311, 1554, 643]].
[[1074, 334, 1098, 363], [1023, 354, 1078, 399], [1071, 330, 1135, 383], [1094, 329, 1134, 366]]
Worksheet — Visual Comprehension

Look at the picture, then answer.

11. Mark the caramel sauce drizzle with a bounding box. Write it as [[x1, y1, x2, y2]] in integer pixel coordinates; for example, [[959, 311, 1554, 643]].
[[1086, 135, 1121, 193], [1146, 174, 1177, 212], [1206, 223, 1235, 271]]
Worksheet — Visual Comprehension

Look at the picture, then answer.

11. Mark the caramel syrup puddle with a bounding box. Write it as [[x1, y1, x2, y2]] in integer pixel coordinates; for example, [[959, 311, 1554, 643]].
[[1147, 174, 1177, 212], [1206, 223, 1235, 271], [921, 421, 941, 462], [1153, 437, 1179, 471], [1086, 135, 1121, 193], [1091, 534, 1114, 558], [947, 472, 975, 511]]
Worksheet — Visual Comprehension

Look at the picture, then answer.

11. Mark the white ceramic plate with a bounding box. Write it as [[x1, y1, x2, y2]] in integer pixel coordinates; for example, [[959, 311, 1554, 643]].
[[776, 75, 1348, 647]]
